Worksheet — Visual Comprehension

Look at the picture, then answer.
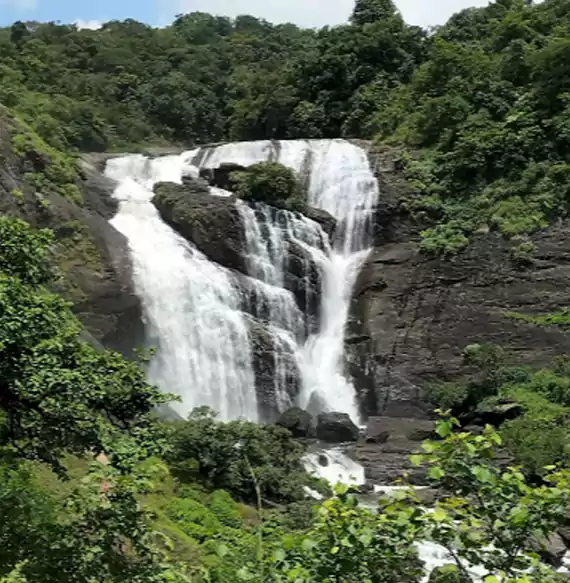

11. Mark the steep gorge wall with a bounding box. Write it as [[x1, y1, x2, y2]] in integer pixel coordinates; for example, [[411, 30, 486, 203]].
[[0, 110, 143, 354], [347, 146, 570, 419]]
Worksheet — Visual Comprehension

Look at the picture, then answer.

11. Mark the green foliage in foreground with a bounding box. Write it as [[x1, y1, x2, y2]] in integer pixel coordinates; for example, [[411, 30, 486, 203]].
[[230, 162, 306, 209], [427, 343, 570, 475], [167, 407, 323, 504], [0, 216, 169, 472], [3, 215, 570, 583]]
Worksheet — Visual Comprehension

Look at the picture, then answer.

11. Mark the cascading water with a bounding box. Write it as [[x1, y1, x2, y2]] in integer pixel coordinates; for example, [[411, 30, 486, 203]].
[[105, 139, 377, 424], [197, 139, 379, 421], [105, 153, 257, 421]]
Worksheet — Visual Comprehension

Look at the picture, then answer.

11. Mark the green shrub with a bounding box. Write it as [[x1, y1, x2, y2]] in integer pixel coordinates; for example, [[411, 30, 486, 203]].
[[208, 490, 242, 529], [425, 381, 469, 412], [509, 241, 537, 267], [420, 221, 469, 256], [490, 196, 548, 236], [505, 309, 570, 330], [230, 162, 304, 206], [10, 120, 82, 205], [167, 408, 318, 504], [167, 497, 223, 542]]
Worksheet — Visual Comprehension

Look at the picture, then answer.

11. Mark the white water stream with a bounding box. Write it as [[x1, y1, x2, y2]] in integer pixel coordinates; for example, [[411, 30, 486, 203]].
[[197, 139, 379, 421], [105, 153, 257, 420]]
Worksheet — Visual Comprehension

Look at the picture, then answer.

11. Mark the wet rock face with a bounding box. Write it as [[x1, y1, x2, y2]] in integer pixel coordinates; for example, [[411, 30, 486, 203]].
[[247, 319, 301, 422], [352, 417, 433, 485], [276, 407, 314, 438], [346, 145, 570, 419], [285, 240, 323, 328], [153, 180, 248, 273], [153, 182, 326, 328]]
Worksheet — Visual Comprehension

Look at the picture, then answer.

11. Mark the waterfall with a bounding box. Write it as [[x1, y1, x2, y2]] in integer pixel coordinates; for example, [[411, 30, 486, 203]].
[[105, 139, 377, 423], [198, 139, 378, 421], [105, 153, 257, 421]]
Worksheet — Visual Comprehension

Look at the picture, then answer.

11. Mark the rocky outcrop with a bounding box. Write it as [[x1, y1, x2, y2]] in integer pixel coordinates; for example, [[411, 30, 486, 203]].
[[199, 163, 245, 192], [285, 240, 323, 327], [153, 181, 325, 325], [303, 207, 336, 240], [531, 533, 568, 567], [247, 318, 301, 421], [347, 145, 570, 419], [352, 417, 432, 485], [276, 407, 314, 438], [153, 180, 247, 273], [316, 412, 360, 443], [0, 111, 142, 355]]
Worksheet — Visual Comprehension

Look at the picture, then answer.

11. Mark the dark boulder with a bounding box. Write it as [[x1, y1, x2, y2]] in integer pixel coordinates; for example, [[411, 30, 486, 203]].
[[152, 180, 247, 273], [365, 430, 390, 444], [200, 163, 246, 192], [531, 533, 568, 567], [276, 407, 313, 439], [407, 424, 437, 442], [316, 412, 359, 443], [474, 400, 523, 427], [318, 454, 329, 467]]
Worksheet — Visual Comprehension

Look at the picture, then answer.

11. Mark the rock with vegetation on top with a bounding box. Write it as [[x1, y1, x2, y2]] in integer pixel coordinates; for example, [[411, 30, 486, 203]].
[[0, 109, 142, 355], [200, 163, 246, 192], [316, 412, 359, 443], [152, 179, 247, 273]]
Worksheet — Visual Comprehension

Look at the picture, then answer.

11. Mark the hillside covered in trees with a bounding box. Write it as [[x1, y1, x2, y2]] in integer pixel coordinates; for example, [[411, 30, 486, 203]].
[[2, 0, 570, 252]]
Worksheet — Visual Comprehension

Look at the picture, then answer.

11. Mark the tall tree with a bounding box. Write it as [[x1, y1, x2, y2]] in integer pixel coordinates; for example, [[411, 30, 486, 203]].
[[350, 0, 400, 26]]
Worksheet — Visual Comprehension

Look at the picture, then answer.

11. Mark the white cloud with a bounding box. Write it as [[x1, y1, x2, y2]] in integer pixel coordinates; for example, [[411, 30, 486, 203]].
[[169, 0, 494, 28], [74, 19, 103, 30], [0, 0, 37, 11], [397, 0, 491, 27]]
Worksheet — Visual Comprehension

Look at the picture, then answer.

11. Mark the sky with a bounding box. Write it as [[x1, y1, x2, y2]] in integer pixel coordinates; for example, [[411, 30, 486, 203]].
[[0, 0, 493, 30]]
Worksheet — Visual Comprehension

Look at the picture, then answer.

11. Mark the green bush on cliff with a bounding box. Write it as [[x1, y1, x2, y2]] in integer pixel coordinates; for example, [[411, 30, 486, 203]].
[[230, 162, 305, 208], [10, 119, 82, 205]]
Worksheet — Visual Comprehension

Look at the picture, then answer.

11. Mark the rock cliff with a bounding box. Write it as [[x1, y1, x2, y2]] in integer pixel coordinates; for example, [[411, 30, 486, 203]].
[[347, 145, 570, 419], [0, 109, 142, 354]]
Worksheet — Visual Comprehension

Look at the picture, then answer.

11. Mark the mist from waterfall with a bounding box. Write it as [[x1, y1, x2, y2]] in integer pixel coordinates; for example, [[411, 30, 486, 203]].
[[105, 153, 257, 421]]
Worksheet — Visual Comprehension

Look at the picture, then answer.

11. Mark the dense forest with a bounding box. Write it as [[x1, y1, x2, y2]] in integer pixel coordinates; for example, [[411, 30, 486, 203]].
[[3, 0, 570, 253], [4, 0, 570, 581]]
